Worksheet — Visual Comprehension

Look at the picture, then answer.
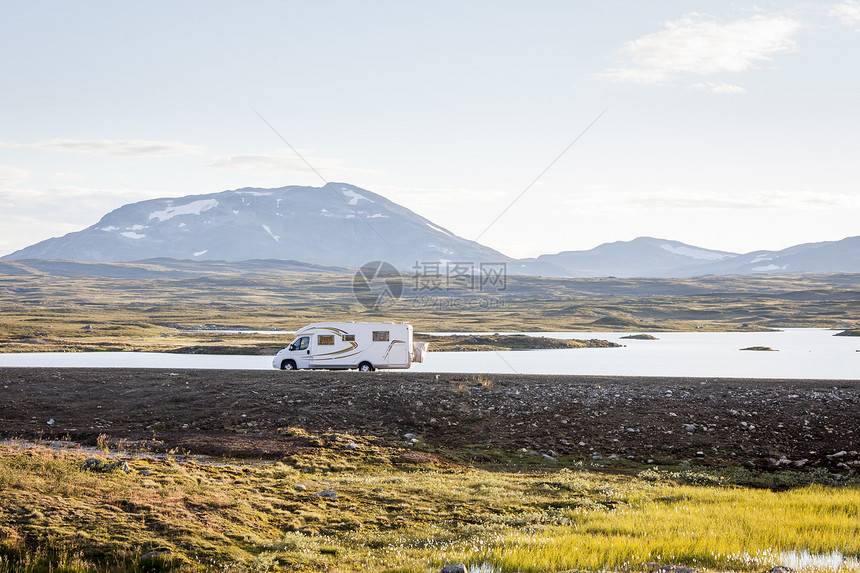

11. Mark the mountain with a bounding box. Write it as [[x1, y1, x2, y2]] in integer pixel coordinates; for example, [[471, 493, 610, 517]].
[[531, 236, 860, 277], [529, 237, 738, 278], [676, 235, 860, 277], [4, 182, 858, 278], [2, 183, 514, 270]]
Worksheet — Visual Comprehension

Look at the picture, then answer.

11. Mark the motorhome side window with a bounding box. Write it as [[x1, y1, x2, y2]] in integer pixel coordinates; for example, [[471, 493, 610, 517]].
[[372, 331, 389, 342], [318, 335, 334, 345], [343, 334, 355, 342], [292, 336, 309, 351]]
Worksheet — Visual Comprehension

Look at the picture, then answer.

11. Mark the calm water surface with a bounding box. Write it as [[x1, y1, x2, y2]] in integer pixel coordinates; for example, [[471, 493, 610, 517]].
[[0, 329, 856, 379]]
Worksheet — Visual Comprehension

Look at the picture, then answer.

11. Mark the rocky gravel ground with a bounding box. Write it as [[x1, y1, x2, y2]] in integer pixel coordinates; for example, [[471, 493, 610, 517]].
[[1, 368, 858, 472]]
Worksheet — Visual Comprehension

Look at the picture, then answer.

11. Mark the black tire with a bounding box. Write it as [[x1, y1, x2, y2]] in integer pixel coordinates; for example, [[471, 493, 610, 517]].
[[358, 361, 374, 372], [281, 360, 297, 371]]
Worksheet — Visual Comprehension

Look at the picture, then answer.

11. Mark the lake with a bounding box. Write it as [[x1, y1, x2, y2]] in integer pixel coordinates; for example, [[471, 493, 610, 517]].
[[0, 329, 856, 380]]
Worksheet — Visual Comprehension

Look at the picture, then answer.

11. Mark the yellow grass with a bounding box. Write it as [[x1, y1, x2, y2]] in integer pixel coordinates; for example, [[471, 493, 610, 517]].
[[1, 443, 859, 572]]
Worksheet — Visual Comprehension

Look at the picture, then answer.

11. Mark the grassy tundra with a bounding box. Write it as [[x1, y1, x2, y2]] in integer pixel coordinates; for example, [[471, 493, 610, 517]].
[[1, 440, 859, 573], [0, 261, 858, 353]]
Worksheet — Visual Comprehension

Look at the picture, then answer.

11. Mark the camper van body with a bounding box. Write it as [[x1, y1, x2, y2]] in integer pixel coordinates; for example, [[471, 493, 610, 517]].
[[273, 322, 426, 371]]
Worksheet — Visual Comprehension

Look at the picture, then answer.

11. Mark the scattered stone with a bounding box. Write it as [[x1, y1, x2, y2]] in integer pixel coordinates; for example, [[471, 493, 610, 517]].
[[791, 459, 808, 468], [84, 458, 130, 473], [344, 442, 360, 450], [542, 454, 557, 462], [46, 418, 54, 425], [683, 424, 696, 432], [766, 566, 794, 573], [140, 548, 172, 561], [81, 325, 93, 331], [313, 489, 338, 499], [440, 563, 468, 573], [403, 433, 417, 440], [293, 484, 307, 491], [138, 469, 154, 476], [828, 450, 847, 459]]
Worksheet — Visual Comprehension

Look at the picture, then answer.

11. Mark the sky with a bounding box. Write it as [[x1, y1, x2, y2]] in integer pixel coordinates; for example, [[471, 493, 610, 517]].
[[1, 0, 859, 259]]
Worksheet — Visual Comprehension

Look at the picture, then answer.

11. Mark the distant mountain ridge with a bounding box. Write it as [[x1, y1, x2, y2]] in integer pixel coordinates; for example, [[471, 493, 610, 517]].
[[3, 183, 858, 277], [527, 237, 738, 278], [532, 236, 860, 277]]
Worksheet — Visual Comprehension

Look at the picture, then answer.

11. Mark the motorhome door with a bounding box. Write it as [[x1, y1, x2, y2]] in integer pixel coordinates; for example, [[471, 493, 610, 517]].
[[291, 335, 312, 369]]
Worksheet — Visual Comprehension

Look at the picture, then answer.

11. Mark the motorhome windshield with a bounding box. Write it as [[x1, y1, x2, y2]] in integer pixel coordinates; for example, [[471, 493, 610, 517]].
[[290, 336, 309, 351]]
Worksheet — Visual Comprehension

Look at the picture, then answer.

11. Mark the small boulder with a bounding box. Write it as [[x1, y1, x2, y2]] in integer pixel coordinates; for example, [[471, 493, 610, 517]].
[[440, 563, 468, 573], [84, 458, 130, 473], [766, 567, 794, 573], [313, 489, 338, 499], [140, 548, 171, 561]]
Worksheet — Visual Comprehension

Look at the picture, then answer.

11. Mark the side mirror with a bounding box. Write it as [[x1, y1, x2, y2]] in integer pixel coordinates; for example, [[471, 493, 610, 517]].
[[288, 344, 296, 351]]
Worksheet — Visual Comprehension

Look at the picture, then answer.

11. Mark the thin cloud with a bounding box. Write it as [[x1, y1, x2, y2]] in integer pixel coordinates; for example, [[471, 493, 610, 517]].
[[831, 1, 860, 29], [554, 187, 860, 212], [0, 165, 30, 188], [690, 82, 748, 94], [0, 138, 205, 157], [601, 13, 801, 89], [208, 151, 385, 178]]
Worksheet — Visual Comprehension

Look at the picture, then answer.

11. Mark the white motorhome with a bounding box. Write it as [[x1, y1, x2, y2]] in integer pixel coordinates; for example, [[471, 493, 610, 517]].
[[272, 322, 428, 371]]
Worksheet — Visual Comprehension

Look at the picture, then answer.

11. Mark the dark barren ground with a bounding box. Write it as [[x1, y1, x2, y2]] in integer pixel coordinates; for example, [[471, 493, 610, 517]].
[[2, 368, 858, 471]]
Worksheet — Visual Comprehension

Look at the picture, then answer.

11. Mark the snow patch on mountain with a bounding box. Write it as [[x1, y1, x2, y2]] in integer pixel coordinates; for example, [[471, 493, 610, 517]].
[[342, 188, 370, 205], [121, 231, 146, 240], [426, 222, 453, 236], [262, 224, 279, 242], [660, 243, 731, 261], [753, 264, 786, 272], [149, 199, 218, 222], [193, 250, 208, 257]]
